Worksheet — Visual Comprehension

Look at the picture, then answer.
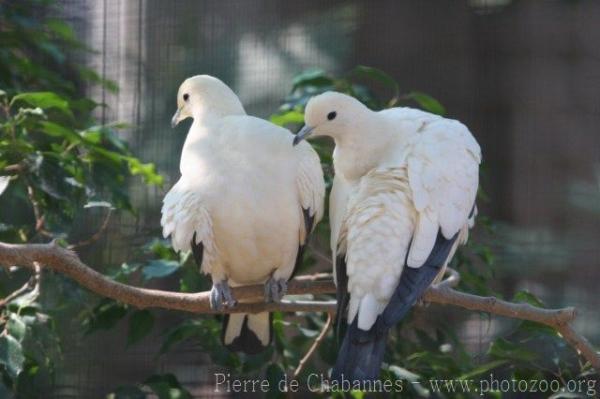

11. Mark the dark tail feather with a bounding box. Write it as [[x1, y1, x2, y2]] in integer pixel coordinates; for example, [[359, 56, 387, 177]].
[[330, 232, 459, 382], [221, 313, 272, 355], [331, 319, 388, 383]]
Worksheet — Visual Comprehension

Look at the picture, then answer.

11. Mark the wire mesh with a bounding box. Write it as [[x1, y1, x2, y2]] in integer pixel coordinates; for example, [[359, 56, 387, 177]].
[[44, 0, 600, 397]]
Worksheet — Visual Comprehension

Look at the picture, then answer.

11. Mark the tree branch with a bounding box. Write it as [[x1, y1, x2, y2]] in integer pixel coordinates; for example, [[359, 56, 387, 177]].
[[0, 241, 335, 314], [0, 241, 598, 372], [293, 312, 334, 379]]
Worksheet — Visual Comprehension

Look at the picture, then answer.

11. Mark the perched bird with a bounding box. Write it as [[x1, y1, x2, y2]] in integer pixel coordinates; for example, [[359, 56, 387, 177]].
[[294, 92, 480, 382], [162, 75, 325, 354]]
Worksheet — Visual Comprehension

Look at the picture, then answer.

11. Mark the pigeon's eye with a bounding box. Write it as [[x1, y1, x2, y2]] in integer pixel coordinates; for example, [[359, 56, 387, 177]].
[[183, 93, 190, 101], [327, 111, 337, 121]]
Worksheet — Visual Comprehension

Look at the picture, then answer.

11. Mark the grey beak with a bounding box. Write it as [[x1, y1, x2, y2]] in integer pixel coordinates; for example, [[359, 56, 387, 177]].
[[171, 108, 181, 128], [293, 125, 314, 146]]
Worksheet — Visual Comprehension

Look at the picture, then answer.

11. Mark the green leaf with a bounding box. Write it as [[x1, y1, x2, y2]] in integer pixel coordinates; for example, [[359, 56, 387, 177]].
[[386, 365, 430, 397], [513, 290, 545, 308], [39, 121, 80, 142], [298, 326, 319, 338], [146, 239, 178, 261], [46, 19, 76, 41], [387, 365, 421, 382], [126, 158, 164, 186], [265, 363, 285, 399], [488, 338, 538, 362], [269, 110, 305, 127], [144, 374, 191, 399], [517, 320, 558, 337], [351, 66, 400, 106], [39, 41, 65, 64], [350, 391, 365, 399], [127, 310, 155, 346], [0, 334, 25, 378], [143, 260, 180, 280], [11, 92, 72, 116], [83, 300, 128, 335], [7, 314, 27, 342], [292, 69, 333, 90], [477, 246, 495, 266], [108, 262, 141, 283], [406, 91, 446, 115], [10, 289, 40, 308], [159, 320, 204, 354], [80, 129, 102, 144], [106, 385, 146, 399], [457, 359, 508, 380]]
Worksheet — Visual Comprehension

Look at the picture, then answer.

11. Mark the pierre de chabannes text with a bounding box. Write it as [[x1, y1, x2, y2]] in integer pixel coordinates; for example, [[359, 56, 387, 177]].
[[214, 373, 597, 396]]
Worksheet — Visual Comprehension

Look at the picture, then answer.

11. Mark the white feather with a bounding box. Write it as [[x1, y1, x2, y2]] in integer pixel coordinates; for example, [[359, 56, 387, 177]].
[[161, 77, 325, 290], [337, 168, 416, 327], [305, 92, 480, 332]]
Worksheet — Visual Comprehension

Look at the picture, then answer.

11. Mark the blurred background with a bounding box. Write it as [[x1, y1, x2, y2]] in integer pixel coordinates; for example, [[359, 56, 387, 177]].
[[2, 0, 600, 397]]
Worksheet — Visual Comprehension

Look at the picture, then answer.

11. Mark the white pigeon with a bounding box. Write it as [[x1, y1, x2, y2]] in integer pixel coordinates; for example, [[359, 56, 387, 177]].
[[162, 75, 325, 354], [294, 92, 480, 381]]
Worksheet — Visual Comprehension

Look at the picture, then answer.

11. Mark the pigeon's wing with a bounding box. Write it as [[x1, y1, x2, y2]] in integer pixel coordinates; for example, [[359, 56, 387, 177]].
[[330, 175, 353, 269], [291, 141, 325, 277], [334, 250, 349, 342], [336, 168, 416, 331], [295, 141, 325, 241], [329, 174, 354, 339], [161, 178, 217, 274], [405, 118, 481, 268]]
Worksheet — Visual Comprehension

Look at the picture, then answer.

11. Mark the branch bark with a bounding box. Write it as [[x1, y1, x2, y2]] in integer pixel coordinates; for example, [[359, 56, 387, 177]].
[[0, 241, 598, 372]]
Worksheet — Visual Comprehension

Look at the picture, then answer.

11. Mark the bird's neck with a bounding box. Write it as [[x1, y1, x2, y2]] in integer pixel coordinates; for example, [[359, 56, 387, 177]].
[[192, 100, 246, 121], [332, 115, 406, 182], [178, 101, 246, 176], [181, 105, 246, 149], [179, 119, 209, 175]]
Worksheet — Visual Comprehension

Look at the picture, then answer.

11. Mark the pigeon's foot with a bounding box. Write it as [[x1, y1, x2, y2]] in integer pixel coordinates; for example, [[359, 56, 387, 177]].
[[210, 280, 237, 311], [264, 277, 287, 303]]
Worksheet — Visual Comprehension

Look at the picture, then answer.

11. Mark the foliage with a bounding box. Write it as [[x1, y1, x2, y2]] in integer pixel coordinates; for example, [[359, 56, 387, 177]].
[[106, 374, 192, 399], [0, 90, 162, 241], [0, 0, 116, 99], [0, 0, 161, 396]]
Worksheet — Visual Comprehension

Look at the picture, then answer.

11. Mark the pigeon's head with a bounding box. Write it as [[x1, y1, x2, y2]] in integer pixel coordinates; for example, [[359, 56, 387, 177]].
[[293, 91, 368, 145], [171, 75, 245, 127]]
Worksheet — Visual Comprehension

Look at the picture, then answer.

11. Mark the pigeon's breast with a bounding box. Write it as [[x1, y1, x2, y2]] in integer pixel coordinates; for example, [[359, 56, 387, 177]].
[[188, 132, 302, 284]]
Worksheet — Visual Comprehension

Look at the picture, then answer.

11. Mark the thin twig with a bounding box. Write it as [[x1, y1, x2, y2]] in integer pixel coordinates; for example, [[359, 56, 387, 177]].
[[25, 184, 51, 237], [3, 163, 26, 174], [0, 280, 31, 308], [293, 312, 333, 379], [68, 208, 113, 249], [28, 261, 42, 304], [0, 261, 42, 308], [308, 243, 333, 266]]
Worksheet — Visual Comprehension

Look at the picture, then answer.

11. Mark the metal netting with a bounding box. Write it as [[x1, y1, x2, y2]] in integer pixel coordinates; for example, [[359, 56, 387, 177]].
[[44, 0, 600, 397]]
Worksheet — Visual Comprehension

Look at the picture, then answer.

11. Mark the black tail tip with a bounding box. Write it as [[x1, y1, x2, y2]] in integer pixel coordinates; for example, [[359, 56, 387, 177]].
[[331, 322, 388, 383], [221, 315, 271, 355], [225, 335, 268, 355]]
